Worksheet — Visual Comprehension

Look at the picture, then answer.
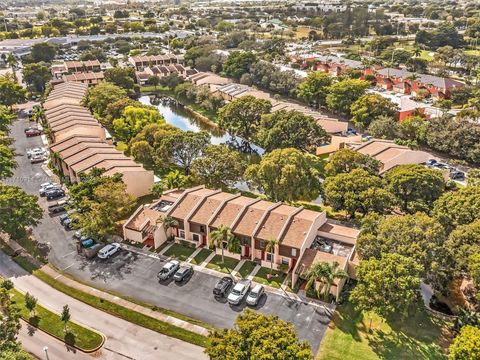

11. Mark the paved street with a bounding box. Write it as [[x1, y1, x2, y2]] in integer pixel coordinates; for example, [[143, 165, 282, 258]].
[[6, 117, 333, 353]]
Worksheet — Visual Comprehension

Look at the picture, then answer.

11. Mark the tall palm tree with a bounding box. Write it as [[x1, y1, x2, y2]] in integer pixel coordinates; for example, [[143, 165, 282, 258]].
[[157, 215, 178, 238], [210, 224, 239, 263], [265, 238, 279, 274], [305, 261, 348, 301]]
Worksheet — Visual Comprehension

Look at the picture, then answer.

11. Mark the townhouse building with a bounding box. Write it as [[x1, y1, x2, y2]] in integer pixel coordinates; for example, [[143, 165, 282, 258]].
[[128, 54, 183, 71], [124, 186, 360, 299]]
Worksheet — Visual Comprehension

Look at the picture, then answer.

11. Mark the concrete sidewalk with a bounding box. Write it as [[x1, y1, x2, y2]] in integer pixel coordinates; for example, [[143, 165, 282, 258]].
[[41, 265, 210, 337]]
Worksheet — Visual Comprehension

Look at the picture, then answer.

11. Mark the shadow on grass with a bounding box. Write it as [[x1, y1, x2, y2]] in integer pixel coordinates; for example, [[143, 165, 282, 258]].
[[28, 315, 40, 327], [64, 331, 76, 347], [331, 302, 365, 342]]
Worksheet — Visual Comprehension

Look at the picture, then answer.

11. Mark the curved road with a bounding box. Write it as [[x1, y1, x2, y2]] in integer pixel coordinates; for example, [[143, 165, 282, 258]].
[[0, 252, 207, 360]]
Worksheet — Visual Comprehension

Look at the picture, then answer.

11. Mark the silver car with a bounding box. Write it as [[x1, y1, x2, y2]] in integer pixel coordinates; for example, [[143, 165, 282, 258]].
[[246, 284, 264, 306], [227, 279, 251, 305]]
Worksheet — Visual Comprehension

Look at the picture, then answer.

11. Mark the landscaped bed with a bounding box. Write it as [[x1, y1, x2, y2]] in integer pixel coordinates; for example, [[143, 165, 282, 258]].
[[237, 260, 257, 279], [206, 254, 239, 274], [253, 267, 286, 289], [190, 248, 213, 265], [163, 243, 196, 261], [10, 288, 104, 352], [317, 301, 449, 360]]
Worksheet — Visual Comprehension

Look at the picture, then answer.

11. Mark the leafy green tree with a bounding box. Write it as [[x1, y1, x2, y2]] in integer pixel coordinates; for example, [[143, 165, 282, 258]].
[[350, 93, 398, 129], [157, 131, 210, 175], [24, 292, 37, 317], [205, 309, 312, 360], [468, 253, 480, 291], [22, 62, 52, 93], [113, 106, 165, 141], [130, 140, 154, 167], [323, 169, 394, 218], [217, 96, 271, 151], [326, 79, 370, 115], [433, 186, 480, 232], [366, 115, 399, 139], [0, 286, 22, 353], [61, 305, 70, 332], [151, 183, 164, 198], [245, 148, 322, 202], [210, 224, 240, 264], [448, 325, 480, 360], [0, 76, 26, 108], [305, 261, 348, 300], [398, 115, 429, 142], [30, 42, 57, 63], [0, 106, 15, 134], [357, 213, 446, 279], [467, 169, 480, 187], [222, 51, 257, 79], [104, 67, 136, 90], [324, 148, 380, 177], [256, 110, 330, 153], [190, 144, 246, 189], [444, 220, 480, 275], [0, 145, 16, 180], [384, 164, 445, 213], [297, 71, 332, 108], [147, 75, 160, 89], [0, 185, 42, 239], [350, 253, 423, 320], [162, 170, 189, 190], [84, 82, 127, 119]]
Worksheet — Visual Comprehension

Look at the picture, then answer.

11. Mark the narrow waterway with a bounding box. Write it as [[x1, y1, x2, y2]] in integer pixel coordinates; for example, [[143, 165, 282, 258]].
[[138, 95, 264, 155]]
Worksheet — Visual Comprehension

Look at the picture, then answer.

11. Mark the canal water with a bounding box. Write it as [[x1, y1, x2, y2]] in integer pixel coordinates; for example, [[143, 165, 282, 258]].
[[138, 95, 264, 155]]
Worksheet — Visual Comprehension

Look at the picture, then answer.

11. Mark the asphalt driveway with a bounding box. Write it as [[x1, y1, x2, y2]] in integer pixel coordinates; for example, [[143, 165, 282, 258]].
[[7, 117, 333, 353]]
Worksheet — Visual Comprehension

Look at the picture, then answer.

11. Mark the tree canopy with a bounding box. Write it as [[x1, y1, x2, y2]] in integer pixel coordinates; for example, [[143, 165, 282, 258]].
[[0, 76, 26, 108], [444, 220, 480, 275], [297, 71, 332, 108], [350, 93, 398, 129], [112, 105, 165, 141], [324, 148, 380, 177], [256, 110, 329, 153], [245, 148, 323, 202], [104, 67, 136, 90], [84, 81, 127, 119], [205, 309, 312, 360], [222, 51, 257, 79], [448, 325, 480, 360], [22, 62, 52, 93], [326, 79, 370, 115]]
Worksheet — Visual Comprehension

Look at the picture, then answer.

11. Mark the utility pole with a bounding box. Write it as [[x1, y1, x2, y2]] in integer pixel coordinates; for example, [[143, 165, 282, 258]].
[[43, 346, 50, 360]]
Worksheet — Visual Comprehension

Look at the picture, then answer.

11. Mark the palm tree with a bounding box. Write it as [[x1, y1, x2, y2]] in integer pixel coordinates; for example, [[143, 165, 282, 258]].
[[157, 215, 178, 239], [209, 224, 239, 263], [265, 238, 279, 274], [162, 170, 187, 190], [305, 261, 348, 301]]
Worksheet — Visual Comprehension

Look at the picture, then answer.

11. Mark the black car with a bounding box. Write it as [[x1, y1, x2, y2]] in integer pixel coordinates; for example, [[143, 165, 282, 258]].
[[173, 266, 193, 282], [63, 217, 78, 230], [450, 171, 465, 181], [48, 204, 65, 214], [46, 189, 65, 201], [213, 276, 234, 297]]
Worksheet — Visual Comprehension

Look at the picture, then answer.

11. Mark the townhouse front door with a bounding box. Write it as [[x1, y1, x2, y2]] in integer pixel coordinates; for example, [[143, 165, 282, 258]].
[[244, 246, 250, 257]]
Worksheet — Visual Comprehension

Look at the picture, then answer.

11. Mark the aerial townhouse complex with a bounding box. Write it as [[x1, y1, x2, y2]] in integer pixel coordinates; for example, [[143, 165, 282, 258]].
[[124, 186, 360, 300], [44, 82, 154, 197]]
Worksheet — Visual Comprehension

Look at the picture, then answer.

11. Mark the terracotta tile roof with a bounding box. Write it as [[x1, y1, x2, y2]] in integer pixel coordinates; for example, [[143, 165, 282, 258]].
[[209, 195, 256, 229], [63, 147, 119, 166], [233, 200, 273, 236], [49, 135, 103, 153], [296, 248, 347, 275], [60, 142, 113, 160], [281, 209, 320, 248], [318, 222, 360, 244], [256, 204, 298, 241], [70, 154, 133, 174], [126, 207, 162, 231], [169, 188, 217, 221], [189, 192, 235, 225]]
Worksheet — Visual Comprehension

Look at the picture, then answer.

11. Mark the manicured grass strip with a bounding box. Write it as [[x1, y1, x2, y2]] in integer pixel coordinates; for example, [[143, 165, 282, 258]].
[[317, 301, 448, 360], [206, 255, 239, 274], [253, 267, 286, 289], [10, 288, 104, 352], [13, 255, 39, 274], [190, 248, 212, 265], [237, 261, 257, 279], [163, 243, 196, 261], [33, 270, 209, 347]]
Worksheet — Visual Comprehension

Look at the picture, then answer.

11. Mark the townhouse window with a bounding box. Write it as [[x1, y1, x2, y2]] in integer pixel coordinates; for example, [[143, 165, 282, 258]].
[[240, 237, 250, 246], [200, 226, 205, 233], [178, 229, 185, 239], [291, 248, 297, 257], [259, 240, 266, 249], [192, 233, 200, 242], [282, 257, 289, 265], [266, 253, 273, 262]]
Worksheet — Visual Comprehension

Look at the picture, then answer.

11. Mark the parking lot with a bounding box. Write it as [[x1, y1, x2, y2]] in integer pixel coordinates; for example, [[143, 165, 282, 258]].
[[7, 116, 333, 352]]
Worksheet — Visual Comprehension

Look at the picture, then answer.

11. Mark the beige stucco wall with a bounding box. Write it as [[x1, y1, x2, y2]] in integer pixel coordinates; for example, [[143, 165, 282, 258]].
[[124, 227, 143, 243], [121, 170, 154, 197]]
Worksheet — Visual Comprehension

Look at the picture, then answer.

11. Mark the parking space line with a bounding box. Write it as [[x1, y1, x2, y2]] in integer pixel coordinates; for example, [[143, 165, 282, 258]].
[[61, 263, 75, 271], [62, 251, 76, 258]]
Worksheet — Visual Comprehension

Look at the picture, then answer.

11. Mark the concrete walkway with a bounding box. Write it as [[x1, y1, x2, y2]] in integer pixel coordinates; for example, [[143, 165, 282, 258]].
[[0, 252, 207, 360], [200, 251, 216, 268], [159, 242, 174, 256], [247, 264, 261, 280], [186, 247, 202, 263], [230, 259, 245, 277]]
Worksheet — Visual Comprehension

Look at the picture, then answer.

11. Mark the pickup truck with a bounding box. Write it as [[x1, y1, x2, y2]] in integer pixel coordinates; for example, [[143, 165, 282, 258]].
[[157, 260, 180, 281]]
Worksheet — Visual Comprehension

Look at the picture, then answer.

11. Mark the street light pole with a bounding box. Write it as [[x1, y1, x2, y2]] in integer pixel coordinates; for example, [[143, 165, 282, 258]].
[[43, 346, 50, 360]]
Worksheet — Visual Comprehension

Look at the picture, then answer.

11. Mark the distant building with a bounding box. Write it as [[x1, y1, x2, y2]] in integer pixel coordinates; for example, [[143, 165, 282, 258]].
[[128, 54, 184, 71]]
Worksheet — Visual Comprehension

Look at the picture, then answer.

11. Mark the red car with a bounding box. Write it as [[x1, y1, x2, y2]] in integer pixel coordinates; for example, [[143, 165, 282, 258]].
[[25, 129, 42, 137]]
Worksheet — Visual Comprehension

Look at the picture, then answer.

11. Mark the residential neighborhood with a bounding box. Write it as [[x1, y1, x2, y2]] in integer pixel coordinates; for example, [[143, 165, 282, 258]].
[[0, 1, 480, 360]]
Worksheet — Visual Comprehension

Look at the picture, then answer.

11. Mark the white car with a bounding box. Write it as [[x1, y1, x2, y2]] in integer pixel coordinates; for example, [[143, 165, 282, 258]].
[[39, 183, 61, 196], [227, 279, 251, 305], [157, 260, 180, 281], [97, 243, 121, 259], [246, 284, 265, 306], [27, 147, 46, 159]]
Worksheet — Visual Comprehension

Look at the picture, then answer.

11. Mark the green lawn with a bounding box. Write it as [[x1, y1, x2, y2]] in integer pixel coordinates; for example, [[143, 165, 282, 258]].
[[190, 248, 213, 265], [10, 288, 103, 351], [237, 261, 257, 279], [253, 267, 287, 289], [206, 254, 239, 274], [317, 301, 449, 360], [33, 270, 209, 347], [163, 243, 196, 261]]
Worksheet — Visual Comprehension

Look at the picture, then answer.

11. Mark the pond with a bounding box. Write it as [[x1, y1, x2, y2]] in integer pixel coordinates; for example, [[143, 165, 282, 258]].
[[138, 95, 264, 155]]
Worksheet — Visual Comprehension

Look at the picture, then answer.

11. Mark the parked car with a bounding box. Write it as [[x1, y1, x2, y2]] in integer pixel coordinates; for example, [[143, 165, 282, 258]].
[[227, 279, 251, 305], [30, 154, 46, 164], [450, 170, 465, 181], [73, 230, 83, 239], [433, 162, 449, 170], [47, 201, 66, 214], [59, 213, 70, 224], [27, 147, 45, 159], [63, 217, 78, 230], [173, 265, 193, 282], [46, 188, 65, 201], [425, 159, 438, 167], [24, 126, 38, 133], [97, 243, 121, 259], [39, 183, 60, 197], [213, 276, 234, 297], [157, 260, 180, 281], [25, 128, 42, 137], [246, 284, 265, 306]]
